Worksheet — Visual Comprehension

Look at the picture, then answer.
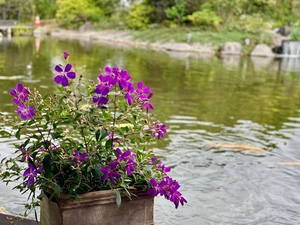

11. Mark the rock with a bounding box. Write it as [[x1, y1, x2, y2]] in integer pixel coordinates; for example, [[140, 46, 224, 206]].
[[278, 26, 290, 37], [250, 44, 275, 57], [219, 42, 242, 55], [78, 21, 93, 32], [162, 43, 191, 52], [269, 34, 282, 48]]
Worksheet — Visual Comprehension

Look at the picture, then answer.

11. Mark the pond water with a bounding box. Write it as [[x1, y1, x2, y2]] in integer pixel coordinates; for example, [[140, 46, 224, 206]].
[[1, 36, 300, 225]]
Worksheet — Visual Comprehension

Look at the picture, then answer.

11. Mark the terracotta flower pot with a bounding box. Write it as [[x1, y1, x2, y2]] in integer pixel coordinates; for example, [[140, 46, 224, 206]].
[[40, 189, 154, 225]]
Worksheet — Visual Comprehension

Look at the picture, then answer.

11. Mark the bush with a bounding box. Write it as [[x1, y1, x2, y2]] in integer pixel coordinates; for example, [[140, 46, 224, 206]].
[[125, 2, 154, 30], [56, 0, 104, 29], [290, 22, 300, 41], [225, 14, 273, 34], [187, 9, 222, 27]]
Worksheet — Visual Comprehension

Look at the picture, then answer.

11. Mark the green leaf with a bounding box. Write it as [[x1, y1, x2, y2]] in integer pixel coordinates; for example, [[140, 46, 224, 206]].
[[15, 128, 21, 139], [95, 129, 100, 141], [0, 130, 11, 137], [54, 185, 61, 196], [115, 189, 121, 208]]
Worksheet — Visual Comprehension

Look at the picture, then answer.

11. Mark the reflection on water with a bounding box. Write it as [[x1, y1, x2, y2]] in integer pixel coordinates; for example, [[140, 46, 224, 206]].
[[1, 37, 300, 224]]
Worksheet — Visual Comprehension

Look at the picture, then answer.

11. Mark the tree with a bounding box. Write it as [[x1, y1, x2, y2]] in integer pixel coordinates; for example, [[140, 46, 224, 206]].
[[165, 0, 187, 26], [34, 0, 57, 19], [0, 0, 34, 23], [147, 0, 175, 23], [56, 0, 104, 29], [125, 1, 154, 30]]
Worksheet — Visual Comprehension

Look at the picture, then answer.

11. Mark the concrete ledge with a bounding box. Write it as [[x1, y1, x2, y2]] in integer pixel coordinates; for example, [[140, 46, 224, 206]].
[[0, 213, 37, 225]]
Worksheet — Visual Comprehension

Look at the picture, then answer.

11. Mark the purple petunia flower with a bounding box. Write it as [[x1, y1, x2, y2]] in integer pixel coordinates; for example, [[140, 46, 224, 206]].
[[23, 163, 37, 187], [69, 150, 88, 164], [16, 104, 35, 120], [10, 83, 30, 105], [54, 64, 76, 86]]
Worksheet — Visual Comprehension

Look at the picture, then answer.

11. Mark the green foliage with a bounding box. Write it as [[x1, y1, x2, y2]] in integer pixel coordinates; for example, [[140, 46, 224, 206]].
[[165, 0, 187, 26], [187, 9, 221, 27], [125, 1, 155, 30], [290, 23, 300, 41], [56, 0, 104, 29], [0, 0, 34, 23], [147, 0, 175, 23], [224, 14, 272, 34], [34, 0, 57, 19], [92, 0, 119, 17]]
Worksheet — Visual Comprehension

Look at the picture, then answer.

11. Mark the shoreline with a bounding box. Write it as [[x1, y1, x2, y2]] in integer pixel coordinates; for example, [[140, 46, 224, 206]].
[[39, 27, 217, 57]]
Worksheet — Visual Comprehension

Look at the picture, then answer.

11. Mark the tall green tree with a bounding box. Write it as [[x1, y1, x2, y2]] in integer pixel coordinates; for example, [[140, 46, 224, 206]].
[[92, 0, 120, 17], [165, 0, 187, 26], [34, 0, 57, 19], [147, 0, 175, 23]]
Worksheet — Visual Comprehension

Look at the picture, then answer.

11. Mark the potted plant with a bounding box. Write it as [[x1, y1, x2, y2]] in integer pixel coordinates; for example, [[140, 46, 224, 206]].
[[0, 51, 187, 225]]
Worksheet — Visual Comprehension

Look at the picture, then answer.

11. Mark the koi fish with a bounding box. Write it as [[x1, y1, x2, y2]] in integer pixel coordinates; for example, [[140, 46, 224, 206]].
[[206, 143, 268, 153]]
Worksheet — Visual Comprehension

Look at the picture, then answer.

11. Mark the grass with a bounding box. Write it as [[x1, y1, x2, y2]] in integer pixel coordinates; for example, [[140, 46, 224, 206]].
[[129, 27, 261, 49]]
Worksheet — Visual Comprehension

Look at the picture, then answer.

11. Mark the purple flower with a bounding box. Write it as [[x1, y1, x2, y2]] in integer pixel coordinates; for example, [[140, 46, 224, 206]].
[[93, 86, 109, 106], [149, 121, 167, 139], [135, 81, 151, 98], [115, 148, 136, 176], [118, 70, 131, 90], [54, 64, 76, 86], [16, 104, 35, 120], [100, 161, 121, 184], [69, 150, 88, 164], [140, 93, 154, 113], [170, 191, 187, 209], [148, 176, 187, 208], [23, 163, 37, 187], [150, 158, 171, 173], [10, 83, 30, 105], [63, 51, 69, 60], [20, 147, 33, 162]]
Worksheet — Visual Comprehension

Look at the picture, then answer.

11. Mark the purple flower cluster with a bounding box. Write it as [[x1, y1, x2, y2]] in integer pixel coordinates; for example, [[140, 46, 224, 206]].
[[148, 177, 187, 209], [100, 148, 137, 184], [93, 66, 154, 113], [10, 83, 35, 120], [149, 121, 167, 139], [148, 158, 186, 208], [22, 153, 43, 187]]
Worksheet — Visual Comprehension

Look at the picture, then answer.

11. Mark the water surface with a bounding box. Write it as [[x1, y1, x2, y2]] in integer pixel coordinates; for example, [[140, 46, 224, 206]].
[[1, 37, 300, 224]]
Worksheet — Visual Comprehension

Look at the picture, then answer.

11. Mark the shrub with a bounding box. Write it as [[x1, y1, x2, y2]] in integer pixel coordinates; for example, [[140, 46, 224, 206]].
[[187, 9, 222, 27], [125, 2, 154, 30]]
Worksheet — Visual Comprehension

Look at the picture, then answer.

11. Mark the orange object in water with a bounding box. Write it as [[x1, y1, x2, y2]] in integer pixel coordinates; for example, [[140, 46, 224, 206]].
[[35, 14, 40, 26]]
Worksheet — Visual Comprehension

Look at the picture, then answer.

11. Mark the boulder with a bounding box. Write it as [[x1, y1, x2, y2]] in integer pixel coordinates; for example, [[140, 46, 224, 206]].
[[78, 21, 93, 32], [250, 44, 275, 57], [278, 26, 290, 37], [219, 42, 242, 55], [269, 34, 282, 48]]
